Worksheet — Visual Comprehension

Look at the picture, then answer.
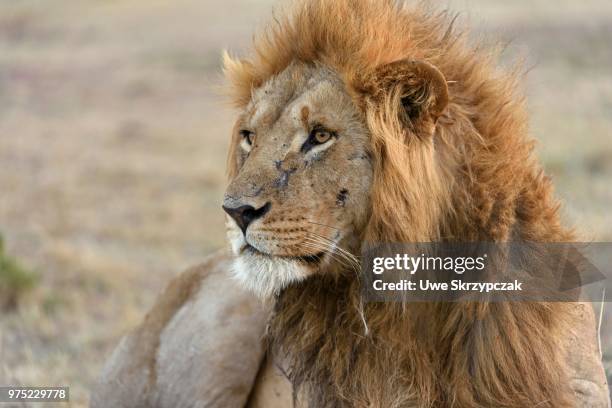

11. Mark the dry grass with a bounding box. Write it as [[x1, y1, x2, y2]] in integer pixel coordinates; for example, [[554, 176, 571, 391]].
[[0, 0, 610, 405]]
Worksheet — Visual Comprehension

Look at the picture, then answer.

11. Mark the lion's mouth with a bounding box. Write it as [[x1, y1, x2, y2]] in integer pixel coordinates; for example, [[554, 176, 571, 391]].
[[241, 244, 326, 265]]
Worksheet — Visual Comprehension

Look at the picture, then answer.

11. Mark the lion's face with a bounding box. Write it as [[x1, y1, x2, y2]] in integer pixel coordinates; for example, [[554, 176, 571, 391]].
[[223, 63, 373, 297]]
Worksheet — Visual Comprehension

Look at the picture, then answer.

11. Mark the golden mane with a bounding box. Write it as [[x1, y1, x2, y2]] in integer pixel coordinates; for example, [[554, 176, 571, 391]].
[[223, 0, 577, 406]]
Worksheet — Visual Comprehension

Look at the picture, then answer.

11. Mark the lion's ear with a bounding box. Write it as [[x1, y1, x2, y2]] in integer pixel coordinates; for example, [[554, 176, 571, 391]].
[[360, 59, 448, 138]]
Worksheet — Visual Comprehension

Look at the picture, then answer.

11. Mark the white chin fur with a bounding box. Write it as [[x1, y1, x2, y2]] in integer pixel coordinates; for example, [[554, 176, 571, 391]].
[[231, 253, 310, 299], [226, 217, 311, 298]]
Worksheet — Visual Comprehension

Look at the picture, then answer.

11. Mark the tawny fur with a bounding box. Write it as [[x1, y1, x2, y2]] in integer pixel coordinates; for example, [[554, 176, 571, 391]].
[[223, 1, 582, 407]]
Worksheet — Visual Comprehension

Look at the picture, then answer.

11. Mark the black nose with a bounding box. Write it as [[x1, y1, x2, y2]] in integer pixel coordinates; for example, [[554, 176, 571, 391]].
[[222, 202, 271, 234]]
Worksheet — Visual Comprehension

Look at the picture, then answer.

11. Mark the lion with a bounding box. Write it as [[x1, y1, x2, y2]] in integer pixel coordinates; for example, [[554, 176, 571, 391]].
[[92, 0, 610, 407]]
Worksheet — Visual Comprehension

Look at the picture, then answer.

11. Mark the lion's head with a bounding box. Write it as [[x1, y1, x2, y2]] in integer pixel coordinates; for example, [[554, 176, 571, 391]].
[[222, 8, 453, 298], [223, 59, 451, 298]]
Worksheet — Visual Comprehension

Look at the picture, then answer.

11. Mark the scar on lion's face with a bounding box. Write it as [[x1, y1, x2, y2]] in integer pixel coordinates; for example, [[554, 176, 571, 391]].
[[222, 63, 373, 297]]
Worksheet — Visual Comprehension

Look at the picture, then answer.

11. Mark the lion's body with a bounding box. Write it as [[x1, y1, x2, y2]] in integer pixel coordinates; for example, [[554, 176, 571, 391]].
[[94, 0, 610, 407], [92, 256, 609, 407]]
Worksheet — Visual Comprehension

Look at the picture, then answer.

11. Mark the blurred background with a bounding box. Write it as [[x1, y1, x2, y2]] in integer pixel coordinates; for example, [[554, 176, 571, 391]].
[[0, 0, 610, 405]]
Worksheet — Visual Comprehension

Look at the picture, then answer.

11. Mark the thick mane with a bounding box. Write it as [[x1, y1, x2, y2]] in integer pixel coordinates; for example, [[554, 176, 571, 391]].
[[224, 0, 576, 406]]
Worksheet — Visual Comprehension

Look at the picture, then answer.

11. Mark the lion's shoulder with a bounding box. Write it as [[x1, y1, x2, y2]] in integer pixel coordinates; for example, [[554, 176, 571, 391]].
[[92, 251, 270, 408]]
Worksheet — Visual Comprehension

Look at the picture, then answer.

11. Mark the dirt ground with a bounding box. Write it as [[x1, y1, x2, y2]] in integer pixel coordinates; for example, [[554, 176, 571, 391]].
[[0, 0, 611, 406]]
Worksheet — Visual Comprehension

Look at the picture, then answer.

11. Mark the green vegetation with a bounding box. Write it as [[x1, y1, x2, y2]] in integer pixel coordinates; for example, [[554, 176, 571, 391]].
[[0, 234, 38, 310]]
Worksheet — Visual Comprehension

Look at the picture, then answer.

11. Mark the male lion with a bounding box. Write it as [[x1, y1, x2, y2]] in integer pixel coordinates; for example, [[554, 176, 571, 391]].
[[92, 0, 610, 407]]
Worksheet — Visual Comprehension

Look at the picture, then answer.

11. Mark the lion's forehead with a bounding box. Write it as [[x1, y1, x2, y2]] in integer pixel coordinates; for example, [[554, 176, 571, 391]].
[[245, 64, 353, 134]]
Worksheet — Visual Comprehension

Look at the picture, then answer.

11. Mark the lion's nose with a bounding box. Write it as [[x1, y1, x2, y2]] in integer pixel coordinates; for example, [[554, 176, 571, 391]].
[[222, 202, 271, 234]]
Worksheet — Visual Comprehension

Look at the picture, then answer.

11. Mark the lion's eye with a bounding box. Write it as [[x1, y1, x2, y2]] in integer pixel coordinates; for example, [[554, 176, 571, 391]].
[[312, 129, 332, 144], [240, 129, 255, 145], [239, 130, 255, 152], [301, 126, 335, 153]]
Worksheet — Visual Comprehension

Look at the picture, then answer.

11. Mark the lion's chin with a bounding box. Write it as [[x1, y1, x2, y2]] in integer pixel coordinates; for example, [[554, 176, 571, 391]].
[[231, 250, 313, 299]]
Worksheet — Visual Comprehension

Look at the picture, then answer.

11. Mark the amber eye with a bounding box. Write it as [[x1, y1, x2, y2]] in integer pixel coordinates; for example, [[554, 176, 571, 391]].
[[313, 130, 331, 144], [312, 128, 332, 144], [301, 125, 336, 153], [239, 130, 255, 146]]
